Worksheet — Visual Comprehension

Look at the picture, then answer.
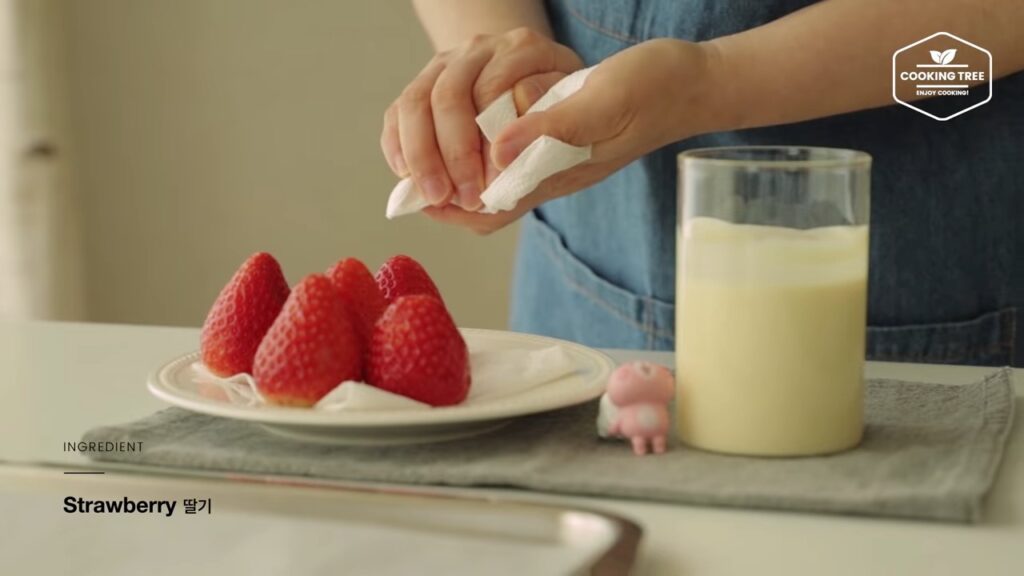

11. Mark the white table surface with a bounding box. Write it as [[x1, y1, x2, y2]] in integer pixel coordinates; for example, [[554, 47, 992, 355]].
[[1, 320, 1021, 575]]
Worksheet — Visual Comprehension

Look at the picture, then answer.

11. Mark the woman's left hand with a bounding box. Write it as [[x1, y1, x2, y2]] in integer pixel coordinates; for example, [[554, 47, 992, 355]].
[[424, 38, 723, 235]]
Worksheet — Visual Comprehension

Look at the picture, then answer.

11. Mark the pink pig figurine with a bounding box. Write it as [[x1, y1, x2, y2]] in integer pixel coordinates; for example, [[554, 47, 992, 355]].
[[596, 361, 675, 455]]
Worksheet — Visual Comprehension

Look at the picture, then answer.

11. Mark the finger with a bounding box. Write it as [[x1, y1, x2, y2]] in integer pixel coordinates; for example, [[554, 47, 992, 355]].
[[491, 71, 629, 169], [398, 57, 453, 206], [431, 47, 492, 211], [424, 169, 559, 231], [380, 103, 407, 177], [511, 71, 566, 114], [422, 203, 523, 236], [473, 31, 582, 108], [482, 140, 501, 186]]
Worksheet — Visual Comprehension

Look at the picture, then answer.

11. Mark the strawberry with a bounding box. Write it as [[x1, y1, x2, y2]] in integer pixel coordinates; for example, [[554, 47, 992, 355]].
[[253, 274, 363, 406], [200, 252, 290, 376], [367, 295, 470, 406], [375, 254, 443, 304], [326, 257, 387, 340]]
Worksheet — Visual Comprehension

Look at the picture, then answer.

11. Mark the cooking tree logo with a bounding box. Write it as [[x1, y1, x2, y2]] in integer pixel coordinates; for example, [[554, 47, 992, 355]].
[[892, 32, 992, 120]]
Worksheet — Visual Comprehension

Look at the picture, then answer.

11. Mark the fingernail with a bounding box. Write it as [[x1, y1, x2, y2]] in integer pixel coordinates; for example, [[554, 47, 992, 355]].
[[458, 182, 483, 211], [493, 137, 530, 170], [420, 176, 449, 205], [514, 79, 545, 112], [521, 79, 545, 103], [391, 154, 408, 177]]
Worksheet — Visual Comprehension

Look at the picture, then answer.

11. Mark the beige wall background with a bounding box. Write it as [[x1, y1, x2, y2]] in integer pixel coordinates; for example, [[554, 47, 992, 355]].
[[60, 0, 519, 329]]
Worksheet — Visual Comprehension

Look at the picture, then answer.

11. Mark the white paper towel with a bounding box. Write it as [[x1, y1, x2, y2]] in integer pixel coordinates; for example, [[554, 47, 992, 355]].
[[386, 66, 596, 219], [192, 344, 577, 411]]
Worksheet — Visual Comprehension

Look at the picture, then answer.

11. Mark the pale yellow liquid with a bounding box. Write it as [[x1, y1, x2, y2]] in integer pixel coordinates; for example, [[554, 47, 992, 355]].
[[676, 217, 868, 456]]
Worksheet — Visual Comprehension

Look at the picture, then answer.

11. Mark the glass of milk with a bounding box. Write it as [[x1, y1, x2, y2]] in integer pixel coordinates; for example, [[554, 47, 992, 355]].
[[676, 147, 871, 456]]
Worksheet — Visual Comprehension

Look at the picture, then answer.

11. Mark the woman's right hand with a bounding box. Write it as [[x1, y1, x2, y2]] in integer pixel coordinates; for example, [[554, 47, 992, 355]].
[[380, 27, 583, 210]]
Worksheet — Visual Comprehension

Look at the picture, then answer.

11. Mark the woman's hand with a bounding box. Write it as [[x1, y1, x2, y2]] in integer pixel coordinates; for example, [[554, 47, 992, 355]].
[[424, 39, 723, 235], [380, 27, 583, 211]]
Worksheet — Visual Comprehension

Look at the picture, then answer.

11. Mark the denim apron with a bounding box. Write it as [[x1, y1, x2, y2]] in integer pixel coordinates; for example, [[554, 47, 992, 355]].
[[510, 0, 1024, 366]]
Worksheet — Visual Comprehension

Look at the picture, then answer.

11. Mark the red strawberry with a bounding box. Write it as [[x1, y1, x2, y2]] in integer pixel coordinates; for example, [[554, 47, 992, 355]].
[[367, 295, 470, 407], [253, 274, 363, 407], [201, 252, 290, 376], [375, 254, 443, 304], [326, 257, 387, 340]]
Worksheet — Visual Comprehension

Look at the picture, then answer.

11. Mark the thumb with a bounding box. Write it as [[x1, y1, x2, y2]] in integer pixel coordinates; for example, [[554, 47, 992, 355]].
[[491, 75, 619, 170]]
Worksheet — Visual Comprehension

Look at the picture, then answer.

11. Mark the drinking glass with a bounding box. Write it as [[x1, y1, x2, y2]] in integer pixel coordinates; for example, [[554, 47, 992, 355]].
[[676, 146, 871, 456]]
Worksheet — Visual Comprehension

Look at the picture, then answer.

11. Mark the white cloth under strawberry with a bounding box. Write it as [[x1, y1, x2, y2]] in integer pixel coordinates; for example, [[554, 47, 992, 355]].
[[192, 343, 576, 411]]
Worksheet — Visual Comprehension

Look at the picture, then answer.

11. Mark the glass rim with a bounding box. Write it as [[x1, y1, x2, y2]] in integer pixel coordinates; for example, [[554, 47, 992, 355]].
[[679, 146, 871, 169]]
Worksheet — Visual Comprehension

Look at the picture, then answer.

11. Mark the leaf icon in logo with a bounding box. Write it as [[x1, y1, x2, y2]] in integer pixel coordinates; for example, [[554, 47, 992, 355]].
[[941, 48, 957, 65], [930, 50, 944, 64]]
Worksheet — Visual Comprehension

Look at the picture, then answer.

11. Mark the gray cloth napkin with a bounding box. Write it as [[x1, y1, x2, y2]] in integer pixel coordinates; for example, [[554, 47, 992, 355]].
[[83, 368, 1016, 523]]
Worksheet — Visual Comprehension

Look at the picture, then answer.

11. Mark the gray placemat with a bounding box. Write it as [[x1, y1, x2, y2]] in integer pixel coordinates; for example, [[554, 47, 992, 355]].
[[83, 368, 1016, 523]]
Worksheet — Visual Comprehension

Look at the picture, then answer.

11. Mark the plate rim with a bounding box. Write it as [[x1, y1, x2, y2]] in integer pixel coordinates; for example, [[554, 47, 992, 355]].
[[147, 328, 615, 428]]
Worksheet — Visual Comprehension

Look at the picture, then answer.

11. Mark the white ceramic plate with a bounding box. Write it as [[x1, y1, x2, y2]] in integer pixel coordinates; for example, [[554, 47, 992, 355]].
[[148, 328, 615, 445]]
